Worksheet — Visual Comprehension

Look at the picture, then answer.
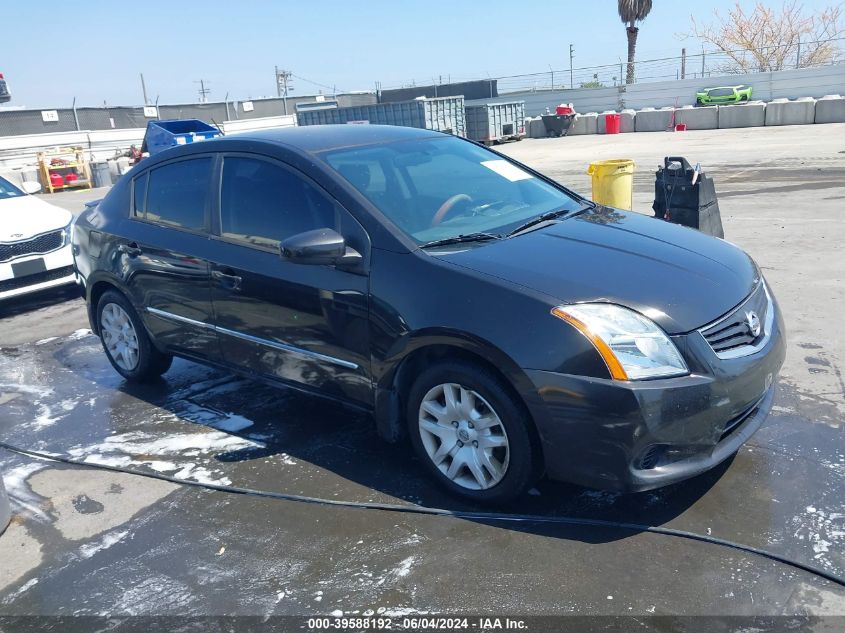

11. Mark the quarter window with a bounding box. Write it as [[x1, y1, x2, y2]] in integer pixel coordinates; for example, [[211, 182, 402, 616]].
[[144, 158, 212, 230], [220, 157, 337, 248], [133, 173, 148, 217]]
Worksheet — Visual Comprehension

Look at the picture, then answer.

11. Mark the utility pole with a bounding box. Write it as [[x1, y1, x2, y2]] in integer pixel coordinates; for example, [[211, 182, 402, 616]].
[[275, 68, 293, 115], [569, 44, 574, 89], [701, 47, 706, 78], [140, 73, 149, 105], [796, 39, 802, 68], [680, 48, 686, 80], [195, 79, 211, 103]]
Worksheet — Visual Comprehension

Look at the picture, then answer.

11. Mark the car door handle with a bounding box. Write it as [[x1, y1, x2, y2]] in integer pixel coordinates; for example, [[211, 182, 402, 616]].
[[212, 269, 242, 291], [118, 242, 142, 257]]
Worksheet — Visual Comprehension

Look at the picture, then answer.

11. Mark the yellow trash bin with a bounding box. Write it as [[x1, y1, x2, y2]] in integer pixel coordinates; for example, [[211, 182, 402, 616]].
[[587, 159, 635, 210]]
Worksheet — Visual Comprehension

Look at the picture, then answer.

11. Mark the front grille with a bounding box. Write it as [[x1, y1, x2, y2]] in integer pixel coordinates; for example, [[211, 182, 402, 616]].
[[700, 282, 769, 356], [0, 230, 65, 262], [0, 265, 74, 293]]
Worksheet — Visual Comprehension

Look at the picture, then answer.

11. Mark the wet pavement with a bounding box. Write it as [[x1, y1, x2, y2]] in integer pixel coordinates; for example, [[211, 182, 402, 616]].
[[1, 125, 844, 622], [0, 320, 843, 618]]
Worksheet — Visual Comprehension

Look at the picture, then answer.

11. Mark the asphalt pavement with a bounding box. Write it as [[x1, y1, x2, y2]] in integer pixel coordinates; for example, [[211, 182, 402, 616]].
[[0, 124, 843, 622]]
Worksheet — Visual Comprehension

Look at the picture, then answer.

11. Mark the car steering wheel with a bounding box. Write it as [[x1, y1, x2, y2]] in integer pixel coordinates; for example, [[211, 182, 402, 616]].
[[430, 194, 473, 227]]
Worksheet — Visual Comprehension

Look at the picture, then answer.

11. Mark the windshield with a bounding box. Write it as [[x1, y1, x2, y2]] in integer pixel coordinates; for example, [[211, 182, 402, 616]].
[[322, 136, 582, 245], [0, 176, 24, 201]]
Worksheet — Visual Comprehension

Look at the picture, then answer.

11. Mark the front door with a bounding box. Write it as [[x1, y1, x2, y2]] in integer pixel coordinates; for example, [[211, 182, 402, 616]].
[[208, 155, 371, 405]]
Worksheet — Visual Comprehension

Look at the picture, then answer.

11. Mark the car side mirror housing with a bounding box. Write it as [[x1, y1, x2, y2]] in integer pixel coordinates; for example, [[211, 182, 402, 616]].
[[280, 228, 362, 267], [21, 181, 42, 194]]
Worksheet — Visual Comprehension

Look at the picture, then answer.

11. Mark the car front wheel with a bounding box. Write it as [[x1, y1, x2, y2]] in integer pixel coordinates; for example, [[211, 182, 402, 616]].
[[406, 360, 538, 504], [97, 290, 172, 381]]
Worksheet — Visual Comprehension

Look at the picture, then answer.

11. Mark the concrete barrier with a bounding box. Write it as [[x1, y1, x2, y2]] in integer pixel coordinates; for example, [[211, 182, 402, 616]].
[[597, 110, 636, 134], [527, 117, 547, 138], [719, 101, 766, 128], [569, 112, 598, 135], [815, 94, 845, 123], [620, 109, 636, 133], [597, 111, 614, 134], [765, 97, 816, 126], [674, 105, 719, 130], [0, 475, 10, 536], [634, 107, 674, 132]]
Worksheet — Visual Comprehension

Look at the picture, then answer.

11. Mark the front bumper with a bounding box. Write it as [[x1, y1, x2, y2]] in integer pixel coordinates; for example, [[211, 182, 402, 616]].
[[0, 243, 76, 301], [524, 302, 786, 492]]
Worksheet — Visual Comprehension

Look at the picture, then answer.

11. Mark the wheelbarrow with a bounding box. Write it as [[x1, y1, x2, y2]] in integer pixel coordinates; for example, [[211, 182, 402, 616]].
[[541, 113, 575, 137]]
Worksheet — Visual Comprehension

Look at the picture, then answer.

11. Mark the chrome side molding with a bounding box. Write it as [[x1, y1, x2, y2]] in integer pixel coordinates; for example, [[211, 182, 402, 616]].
[[146, 307, 359, 370]]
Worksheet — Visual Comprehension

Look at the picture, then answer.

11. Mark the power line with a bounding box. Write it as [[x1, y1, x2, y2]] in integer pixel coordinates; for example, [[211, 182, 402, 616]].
[[291, 73, 343, 94]]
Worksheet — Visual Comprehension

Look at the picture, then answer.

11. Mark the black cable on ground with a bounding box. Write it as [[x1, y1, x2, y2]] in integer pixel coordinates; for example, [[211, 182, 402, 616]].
[[2, 440, 843, 589]]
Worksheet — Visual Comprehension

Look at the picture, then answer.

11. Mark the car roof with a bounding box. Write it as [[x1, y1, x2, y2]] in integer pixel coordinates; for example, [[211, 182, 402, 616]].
[[231, 124, 445, 153]]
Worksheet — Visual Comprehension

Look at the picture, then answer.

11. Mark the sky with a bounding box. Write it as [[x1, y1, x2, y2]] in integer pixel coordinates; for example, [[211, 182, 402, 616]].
[[1, 0, 839, 108]]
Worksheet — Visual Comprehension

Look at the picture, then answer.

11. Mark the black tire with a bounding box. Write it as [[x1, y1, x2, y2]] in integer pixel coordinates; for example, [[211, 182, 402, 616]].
[[96, 289, 172, 382], [405, 360, 538, 504]]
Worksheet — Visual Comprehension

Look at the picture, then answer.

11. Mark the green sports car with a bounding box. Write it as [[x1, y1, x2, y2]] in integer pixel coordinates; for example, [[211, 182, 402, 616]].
[[695, 85, 753, 105]]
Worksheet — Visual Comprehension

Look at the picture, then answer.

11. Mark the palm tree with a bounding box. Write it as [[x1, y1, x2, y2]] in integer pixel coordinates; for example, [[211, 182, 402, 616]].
[[618, 0, 653, 84]]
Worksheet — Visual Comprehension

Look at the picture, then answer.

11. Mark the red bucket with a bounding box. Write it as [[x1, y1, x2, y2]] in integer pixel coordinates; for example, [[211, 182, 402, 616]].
[[604, 113, 621, 134]]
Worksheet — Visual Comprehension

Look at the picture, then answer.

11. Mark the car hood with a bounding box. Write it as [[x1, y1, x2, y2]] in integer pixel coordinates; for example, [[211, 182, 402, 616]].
[[0, 195, 72, 242], [438, 206, 758, 334]]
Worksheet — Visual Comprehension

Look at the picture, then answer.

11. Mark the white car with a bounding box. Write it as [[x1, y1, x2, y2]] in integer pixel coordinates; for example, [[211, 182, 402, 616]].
[[0, 176, 76, 301]]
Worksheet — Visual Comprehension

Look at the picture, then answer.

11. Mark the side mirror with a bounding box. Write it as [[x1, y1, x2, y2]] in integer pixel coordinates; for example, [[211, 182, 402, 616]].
[[280, 228, 361, 267], [21, 181, 42, 194]]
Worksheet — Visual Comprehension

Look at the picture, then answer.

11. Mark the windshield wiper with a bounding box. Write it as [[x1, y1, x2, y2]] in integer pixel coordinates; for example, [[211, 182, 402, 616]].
[[506, 201, 595, 238], [420, 232, 502, 249]]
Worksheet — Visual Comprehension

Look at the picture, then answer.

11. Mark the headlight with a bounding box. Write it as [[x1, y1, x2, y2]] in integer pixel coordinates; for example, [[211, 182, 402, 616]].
[[61, 219, 73, 245], [551, 303, 688, 380]]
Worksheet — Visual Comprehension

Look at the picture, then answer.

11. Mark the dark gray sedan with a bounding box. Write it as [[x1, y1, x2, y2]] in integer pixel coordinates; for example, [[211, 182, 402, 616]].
[[72, 125, 785, 503]]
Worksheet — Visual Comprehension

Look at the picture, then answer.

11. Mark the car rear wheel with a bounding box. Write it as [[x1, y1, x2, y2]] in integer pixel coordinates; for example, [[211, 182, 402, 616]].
[[406, 360, 537, 504], [97, 290, 172, 381]]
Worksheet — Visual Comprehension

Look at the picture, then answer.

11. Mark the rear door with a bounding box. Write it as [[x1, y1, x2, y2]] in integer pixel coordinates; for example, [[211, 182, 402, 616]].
[[208, 154, 371, 405], [124, 156, 218, 359]]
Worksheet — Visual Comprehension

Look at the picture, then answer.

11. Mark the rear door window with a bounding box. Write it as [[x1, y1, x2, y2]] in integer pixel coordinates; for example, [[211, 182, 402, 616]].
[[219, 156, 338, 249], [144, 157, 212, 231]]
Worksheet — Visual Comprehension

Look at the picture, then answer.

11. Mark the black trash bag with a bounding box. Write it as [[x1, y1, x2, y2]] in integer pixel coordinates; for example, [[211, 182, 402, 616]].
[[653, 156, 724, 239]]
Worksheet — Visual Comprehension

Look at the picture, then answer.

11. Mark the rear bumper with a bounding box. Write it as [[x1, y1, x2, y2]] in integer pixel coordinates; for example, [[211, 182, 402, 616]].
[[524, 302, 786, 492]]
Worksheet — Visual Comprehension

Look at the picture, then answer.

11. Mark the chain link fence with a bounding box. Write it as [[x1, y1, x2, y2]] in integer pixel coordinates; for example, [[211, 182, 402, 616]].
[[379, 38, 845, 94], [0, 94, 378, 138]]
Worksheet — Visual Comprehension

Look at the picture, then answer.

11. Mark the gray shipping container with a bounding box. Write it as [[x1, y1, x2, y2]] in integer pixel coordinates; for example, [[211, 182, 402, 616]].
[[297, 96, 466, 137], [465, 101, 526, 144]]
